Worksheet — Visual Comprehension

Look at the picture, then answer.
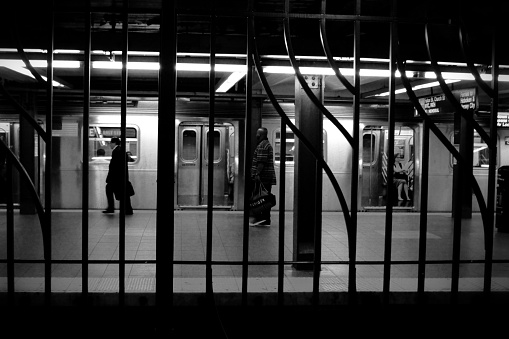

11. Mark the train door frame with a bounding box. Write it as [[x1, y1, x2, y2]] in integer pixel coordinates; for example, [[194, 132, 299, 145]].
[[176, 120, 237, 209], [361, 124, 417, 210]]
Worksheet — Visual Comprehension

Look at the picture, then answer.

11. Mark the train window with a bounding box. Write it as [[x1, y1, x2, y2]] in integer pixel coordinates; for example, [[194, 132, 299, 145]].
[[182, 129, 198, 161], [87, 125, 139, 164], [274, 130, 295, 163], [274, 128, 327, 164], [473, 131, 490, 168], [205, 130, 221, 162], [450, 131, 493, 168], [363, 133, 377, 166]]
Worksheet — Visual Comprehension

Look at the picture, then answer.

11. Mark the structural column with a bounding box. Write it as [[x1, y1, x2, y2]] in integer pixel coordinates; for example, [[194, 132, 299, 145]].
[[293, 75, 323, 269]]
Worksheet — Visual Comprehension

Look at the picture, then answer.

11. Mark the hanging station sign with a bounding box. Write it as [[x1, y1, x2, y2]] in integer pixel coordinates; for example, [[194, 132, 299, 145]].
[[497, 113, 509, 128], [415, 88, 477, 117]]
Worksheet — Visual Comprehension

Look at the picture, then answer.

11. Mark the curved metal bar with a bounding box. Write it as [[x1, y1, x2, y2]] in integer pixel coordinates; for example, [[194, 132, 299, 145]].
[[283, 18, 354, 147], [0, 140, 47, 241], [7, 17, 47, 86], [396, 58, 489, 227], [251, 21, 353, 234], [458, 23, 494, 98], [319, 5, 355, 94], [0, 84, 48, 142], [424, 24, 491, 146]]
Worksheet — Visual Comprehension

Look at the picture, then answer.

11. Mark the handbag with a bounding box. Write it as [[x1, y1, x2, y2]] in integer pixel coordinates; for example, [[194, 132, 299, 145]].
[[114, 181, 135, 200], [249, 181, 276, 215]]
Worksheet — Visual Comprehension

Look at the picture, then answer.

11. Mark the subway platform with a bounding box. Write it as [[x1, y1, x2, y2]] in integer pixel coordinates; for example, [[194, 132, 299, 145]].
[[1, 209, 509, 336], [1, 209, 509, 298]]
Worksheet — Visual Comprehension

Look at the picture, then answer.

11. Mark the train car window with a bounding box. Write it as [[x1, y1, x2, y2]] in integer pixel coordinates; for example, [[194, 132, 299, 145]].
[[205, 130, 221, 162], [473, 131, 490, 168], [274, 130, 295, 163], [87, 125, 139, 164], [450, 131, 494, 168], [182, 129, 198, 161], [274, 128, 327, 164]]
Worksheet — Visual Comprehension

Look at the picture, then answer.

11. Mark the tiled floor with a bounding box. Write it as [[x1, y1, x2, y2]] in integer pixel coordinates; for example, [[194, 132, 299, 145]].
[[1, 209, 509, 293]]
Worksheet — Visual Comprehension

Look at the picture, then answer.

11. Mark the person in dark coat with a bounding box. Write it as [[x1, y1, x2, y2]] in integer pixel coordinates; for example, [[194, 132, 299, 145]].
[[103, 137, 134, 215], [249, 127, 276, 226]]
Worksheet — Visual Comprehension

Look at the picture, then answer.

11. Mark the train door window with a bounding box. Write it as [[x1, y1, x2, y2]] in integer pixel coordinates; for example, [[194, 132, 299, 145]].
[[181, 129, 198, 161], [205, 130, 221, 162], [362, 131, 378, 166], [87, 125, 139, 163], [274, 128, 327, 164]]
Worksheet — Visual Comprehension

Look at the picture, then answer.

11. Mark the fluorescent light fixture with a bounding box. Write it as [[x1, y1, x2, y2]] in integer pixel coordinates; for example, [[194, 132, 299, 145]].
[[0, 65, 66, 87], [0, 59, 80, 68], [216, 71, 246, 93], [375, 79, 461, 97]]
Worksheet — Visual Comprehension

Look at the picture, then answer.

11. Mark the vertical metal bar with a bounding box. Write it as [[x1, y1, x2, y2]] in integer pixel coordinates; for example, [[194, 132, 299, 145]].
[[119, 1, 129, 305], [206, 11, 216, 298], [484, 24, 498, 300], [45, 1, 54, 306], [417, 119, 430, 302], [82, 7, 91, 301], [242, 2, 254, 306], [6, 159, 14, 305], [157, 0, 176, 317], [348, 0, 361, 303], [312, 159, 322, 306], [277, 119, 286, 306], [383, 2, 397, 303]]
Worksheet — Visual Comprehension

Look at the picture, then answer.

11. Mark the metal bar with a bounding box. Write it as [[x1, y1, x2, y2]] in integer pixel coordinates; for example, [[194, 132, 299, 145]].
[[156, 0, 176, 316], [484, 25, 498, 301], [242, 3, 254, 306], [206, 12, 216, 298], [277, 119, 286, 306], [119, 0, 129, 305], [383, 1, 397, 303], [348, 0, 361, 304], [82, 8, 91, 300], [44, 0, 54, 306], [6, 158, 14, 305], [312, 159, 323, 306], [417, 119, 430, 302]]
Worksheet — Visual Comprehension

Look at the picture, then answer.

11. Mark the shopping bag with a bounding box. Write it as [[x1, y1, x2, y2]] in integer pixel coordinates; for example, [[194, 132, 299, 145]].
[[249, 181, 276, 215]]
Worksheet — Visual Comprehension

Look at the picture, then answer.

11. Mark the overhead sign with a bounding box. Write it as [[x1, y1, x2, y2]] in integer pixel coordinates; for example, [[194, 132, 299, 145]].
[[497, 113, 509, 128], [415, 88, 477, 117]]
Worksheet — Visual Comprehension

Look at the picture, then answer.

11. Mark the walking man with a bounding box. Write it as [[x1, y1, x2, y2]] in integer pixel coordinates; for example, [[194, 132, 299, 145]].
[[103, 137, 134, 215]]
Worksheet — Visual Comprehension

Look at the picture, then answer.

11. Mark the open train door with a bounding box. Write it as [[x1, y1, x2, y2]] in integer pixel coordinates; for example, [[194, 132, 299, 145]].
[[362, 126, 415, 210]]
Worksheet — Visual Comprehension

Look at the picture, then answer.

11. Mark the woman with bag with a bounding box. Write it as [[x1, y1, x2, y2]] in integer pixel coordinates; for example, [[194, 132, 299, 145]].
[[249, 127, 276, 226]]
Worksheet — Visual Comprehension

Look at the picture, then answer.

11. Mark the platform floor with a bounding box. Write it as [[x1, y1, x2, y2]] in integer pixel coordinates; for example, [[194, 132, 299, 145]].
[[1, 209, 509, 296]]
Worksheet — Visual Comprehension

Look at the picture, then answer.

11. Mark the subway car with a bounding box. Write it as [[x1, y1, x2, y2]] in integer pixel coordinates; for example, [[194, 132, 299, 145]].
[[0, 99, 505, 213]]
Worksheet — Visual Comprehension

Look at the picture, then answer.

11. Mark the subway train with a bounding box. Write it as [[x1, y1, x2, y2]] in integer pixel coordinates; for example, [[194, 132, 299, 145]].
[[1, 98, 507, 213]]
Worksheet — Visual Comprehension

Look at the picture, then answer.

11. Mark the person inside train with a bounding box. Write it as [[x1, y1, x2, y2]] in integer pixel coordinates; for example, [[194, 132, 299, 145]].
[[249, 127, 276, 226], [103, 137, 134, 215], [393, 153, 410, 201]]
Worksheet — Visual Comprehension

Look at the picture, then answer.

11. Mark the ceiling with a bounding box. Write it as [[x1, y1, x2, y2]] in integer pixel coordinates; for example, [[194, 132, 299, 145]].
[[0, 0, 507, 111]]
